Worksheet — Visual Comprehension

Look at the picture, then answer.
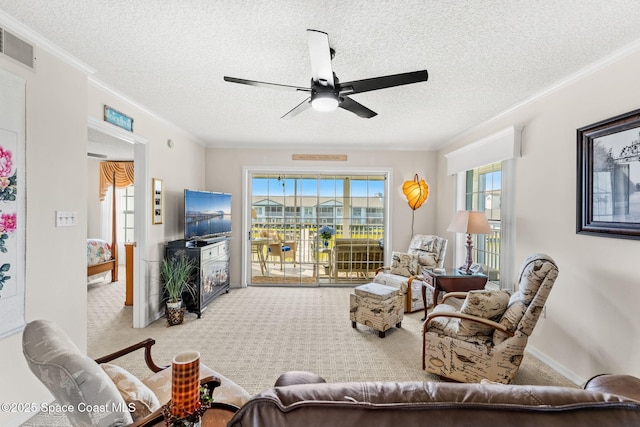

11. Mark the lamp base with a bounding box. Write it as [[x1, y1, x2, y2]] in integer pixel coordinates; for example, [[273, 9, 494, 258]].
[[461, 233, 474, 275]]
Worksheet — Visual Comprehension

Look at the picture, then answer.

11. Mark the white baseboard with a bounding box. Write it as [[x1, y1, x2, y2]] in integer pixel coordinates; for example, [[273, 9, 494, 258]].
[[526, 346, 587, 386]]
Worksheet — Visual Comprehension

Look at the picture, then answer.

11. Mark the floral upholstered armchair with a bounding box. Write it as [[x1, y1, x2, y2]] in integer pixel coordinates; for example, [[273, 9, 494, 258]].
[[422, 253, 559, 384], [373, 234, 447, 312]]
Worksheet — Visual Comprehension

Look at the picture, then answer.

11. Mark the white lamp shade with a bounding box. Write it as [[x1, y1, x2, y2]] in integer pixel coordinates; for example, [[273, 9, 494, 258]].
[[447, 210, 492, 234]]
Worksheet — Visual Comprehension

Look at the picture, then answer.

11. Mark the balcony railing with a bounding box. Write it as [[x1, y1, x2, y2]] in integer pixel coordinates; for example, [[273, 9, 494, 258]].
[[251, 222, 384, 264]]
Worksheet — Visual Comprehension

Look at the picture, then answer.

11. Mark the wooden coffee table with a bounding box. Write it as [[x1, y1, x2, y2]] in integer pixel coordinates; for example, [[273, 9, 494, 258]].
[[421, 268, 488, 320], [140, 402, 238, 427]]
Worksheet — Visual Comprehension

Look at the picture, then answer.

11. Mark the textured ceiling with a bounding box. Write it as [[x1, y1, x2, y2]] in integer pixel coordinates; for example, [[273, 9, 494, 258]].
[[2, 1, 640, 151]]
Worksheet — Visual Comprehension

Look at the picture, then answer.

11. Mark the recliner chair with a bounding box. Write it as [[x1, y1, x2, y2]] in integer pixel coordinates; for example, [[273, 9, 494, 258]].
[[373, 234, 447, 312], [422, 253, 559, 384]]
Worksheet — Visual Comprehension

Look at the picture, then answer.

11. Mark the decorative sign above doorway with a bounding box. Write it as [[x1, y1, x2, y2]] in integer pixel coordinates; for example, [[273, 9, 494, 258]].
[[104, 105, 134, 132]]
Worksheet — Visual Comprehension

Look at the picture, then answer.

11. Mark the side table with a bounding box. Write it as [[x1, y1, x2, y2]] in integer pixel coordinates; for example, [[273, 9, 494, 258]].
[[421, 268, 488, 320], [314, 247, 333, 277], [140, 402, 238, 427]]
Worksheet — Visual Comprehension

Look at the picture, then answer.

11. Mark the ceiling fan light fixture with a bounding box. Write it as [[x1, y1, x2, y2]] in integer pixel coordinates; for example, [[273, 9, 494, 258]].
[[311, 92, 339, 112]]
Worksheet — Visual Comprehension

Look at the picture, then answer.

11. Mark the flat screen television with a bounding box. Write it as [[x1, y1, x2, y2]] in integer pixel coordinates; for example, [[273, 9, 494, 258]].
[[184, 189, 232, 240]]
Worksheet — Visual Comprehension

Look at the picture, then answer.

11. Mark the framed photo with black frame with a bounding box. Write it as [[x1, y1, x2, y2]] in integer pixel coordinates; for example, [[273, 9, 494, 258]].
[[577, 108, 640, 240], [152, 178, 163, 225]]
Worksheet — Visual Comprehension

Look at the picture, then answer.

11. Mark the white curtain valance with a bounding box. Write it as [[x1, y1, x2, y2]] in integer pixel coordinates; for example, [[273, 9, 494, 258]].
[[445, 126, 523, 175]]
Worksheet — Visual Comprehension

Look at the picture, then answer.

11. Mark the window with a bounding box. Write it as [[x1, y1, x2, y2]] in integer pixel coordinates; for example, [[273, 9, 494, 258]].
[[447, 126, 521, 289], [465, 162, 502, 282], [120, 185, 135, 243], [248, 172, 388, 285]]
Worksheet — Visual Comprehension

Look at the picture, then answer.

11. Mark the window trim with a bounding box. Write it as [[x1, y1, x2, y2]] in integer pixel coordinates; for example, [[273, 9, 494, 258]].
[[448, 126, 522, 290], [454, 161, 515, 290], [241, 166, 393, 287]]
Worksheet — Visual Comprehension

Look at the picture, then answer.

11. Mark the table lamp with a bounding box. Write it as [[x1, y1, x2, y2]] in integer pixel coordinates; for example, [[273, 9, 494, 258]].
[[447, 210, 492, 274]]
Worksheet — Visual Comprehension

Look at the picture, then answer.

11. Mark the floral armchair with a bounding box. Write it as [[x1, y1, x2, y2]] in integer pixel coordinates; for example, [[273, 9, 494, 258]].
[[373, 234, 447, 312], [422, 253, 559, 384]]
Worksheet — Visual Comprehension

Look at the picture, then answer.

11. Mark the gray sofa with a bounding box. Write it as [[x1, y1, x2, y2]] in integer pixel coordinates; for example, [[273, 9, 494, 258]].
[[228, 371, 640, 427]]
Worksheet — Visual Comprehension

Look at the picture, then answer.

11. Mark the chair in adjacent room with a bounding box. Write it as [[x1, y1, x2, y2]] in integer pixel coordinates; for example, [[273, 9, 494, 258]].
[[422, 253, 559, 384], [373, 234, 447, 312], [22, 319, 250, 426]]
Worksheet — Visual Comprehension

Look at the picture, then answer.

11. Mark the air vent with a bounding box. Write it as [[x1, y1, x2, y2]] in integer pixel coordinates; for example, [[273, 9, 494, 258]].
[[0, 27, 34, 68]]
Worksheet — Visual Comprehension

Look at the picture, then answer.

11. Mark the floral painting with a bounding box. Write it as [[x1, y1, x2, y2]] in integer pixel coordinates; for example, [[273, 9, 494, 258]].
[[0, 69, 25, 339], [0, 146, 17, 296]]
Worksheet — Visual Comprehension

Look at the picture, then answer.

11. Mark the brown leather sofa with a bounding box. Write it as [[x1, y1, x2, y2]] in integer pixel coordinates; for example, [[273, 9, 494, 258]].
[[228, 371, 640, 426]]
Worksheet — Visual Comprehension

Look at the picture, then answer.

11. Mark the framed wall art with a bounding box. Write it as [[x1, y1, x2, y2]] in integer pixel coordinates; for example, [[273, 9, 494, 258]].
[[152, 178, 163, 225], [577, 108, 640, 240], [0, 70, 26, 338]]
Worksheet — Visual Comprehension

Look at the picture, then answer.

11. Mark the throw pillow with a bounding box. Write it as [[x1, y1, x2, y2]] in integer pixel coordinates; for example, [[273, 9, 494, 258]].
[[416, 253, 437, 269], [456, 290, 510, 336], [409, 235, 436, 252], [101, 363, 161, 421], [493, 300, 527, 344], [390, 251, 419, 276]]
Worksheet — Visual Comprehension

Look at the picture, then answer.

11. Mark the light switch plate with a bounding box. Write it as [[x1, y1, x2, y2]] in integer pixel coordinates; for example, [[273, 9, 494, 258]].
[[55, 210, 77, 227]]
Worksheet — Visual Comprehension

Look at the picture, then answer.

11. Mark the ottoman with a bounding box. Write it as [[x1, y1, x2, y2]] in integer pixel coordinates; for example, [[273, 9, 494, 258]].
[[350, 282, 404, 338]]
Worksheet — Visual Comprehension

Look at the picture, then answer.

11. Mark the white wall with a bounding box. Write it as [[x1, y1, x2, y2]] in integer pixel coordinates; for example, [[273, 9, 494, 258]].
[[204, 148, 437, 286], [435, 46, 640, 383], [0, 49, 89, 426], [86, 83, 207, 323], [0, 36, 207, 427], [86, 159, 101, 239]]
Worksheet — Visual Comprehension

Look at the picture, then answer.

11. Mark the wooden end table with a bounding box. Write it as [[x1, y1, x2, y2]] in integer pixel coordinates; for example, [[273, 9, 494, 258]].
[[421, 268, 488, 320], [140, 402, 238, 427]]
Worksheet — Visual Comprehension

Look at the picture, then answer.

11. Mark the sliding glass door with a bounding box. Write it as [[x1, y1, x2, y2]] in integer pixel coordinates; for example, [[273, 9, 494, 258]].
[[248, 171, 388, 286]]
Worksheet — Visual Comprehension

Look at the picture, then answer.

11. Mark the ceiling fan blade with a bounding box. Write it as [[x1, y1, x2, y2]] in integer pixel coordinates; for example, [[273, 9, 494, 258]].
[[307, 29, 335, 88], [338, 70, 428, 95], [281, 97, 312, 119], [339, 96, 377, 119], [224, 76, 310, 92]]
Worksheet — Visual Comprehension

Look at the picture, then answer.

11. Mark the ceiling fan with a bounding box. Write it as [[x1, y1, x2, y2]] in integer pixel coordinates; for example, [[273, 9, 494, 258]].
[[224, 29, 428, 119]]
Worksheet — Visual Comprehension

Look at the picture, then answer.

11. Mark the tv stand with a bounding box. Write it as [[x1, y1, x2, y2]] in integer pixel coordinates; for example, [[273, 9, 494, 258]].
[[165, 237, 231, 318], [188, 236, 228, 247]]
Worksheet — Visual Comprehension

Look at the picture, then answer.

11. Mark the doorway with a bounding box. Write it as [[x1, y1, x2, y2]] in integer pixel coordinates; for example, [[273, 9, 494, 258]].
[[244, 168, 390, 286], [87, 117, 149, 328]]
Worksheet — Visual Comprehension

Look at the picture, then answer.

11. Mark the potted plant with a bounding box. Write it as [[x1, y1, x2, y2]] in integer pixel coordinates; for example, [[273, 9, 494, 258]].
[[160, 250, 197, 326], [319, 225, 335, 247]]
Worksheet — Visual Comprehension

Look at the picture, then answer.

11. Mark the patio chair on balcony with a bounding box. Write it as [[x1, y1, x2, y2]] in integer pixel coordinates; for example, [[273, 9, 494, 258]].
[[260, 229, 297, 270]]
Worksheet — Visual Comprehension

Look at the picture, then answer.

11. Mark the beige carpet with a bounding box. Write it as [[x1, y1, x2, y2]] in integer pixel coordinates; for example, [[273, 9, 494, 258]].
[[23, 277, 576, 426]]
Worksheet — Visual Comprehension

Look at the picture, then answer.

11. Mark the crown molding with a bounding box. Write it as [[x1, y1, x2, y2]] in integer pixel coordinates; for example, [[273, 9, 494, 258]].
[[438, 36, 640, 151], [0, 10, 95, 75], [88, 77, 207, 147], [0, 10, 207, 147]]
